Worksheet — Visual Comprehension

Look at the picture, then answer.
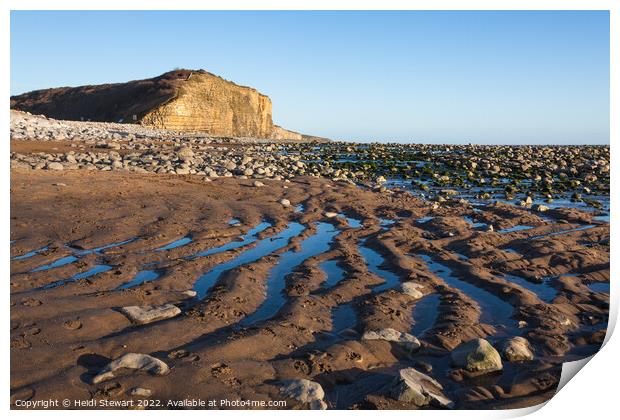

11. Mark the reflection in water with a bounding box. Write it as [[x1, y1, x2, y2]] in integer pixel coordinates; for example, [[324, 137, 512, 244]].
[[319, 259, 346, 288], [418, 254, 516, 335], [360, 241, 401, 293], [192, 222, 306, 299], [241, 222, 340, 326], [117, 270, 162, 290], [411, 293, 440, 337], [155, 236, 192, 251], [40, 264, 113, 290]]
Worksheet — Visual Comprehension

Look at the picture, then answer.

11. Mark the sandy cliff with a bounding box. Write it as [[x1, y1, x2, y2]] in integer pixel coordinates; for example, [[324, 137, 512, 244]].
[[10, 69, 305, 140]]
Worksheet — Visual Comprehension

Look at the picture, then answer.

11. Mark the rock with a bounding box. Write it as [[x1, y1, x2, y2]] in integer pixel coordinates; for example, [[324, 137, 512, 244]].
[[401, 282, 425, 299], [486, 224, 494, 232], [362, 328, 421, 351], [182, 290, 197, 298], [388, 368, 453, 408], [253, 180, 265, 187], [175, 167, 190, 175], [532, 204, 549, 212], [92, 353, 169, 384], [310, 400, 328, 410], [120, 304, 181, 325], [500, 336, 534, 361], [324, 212, 338, 218], [279, 198, 291, 208], [130, 387, 152, 397], [176, 147, 194, 159], [280, 379, 326, 409], [451, 338, 503, 373], [46, 162, 64, 171]]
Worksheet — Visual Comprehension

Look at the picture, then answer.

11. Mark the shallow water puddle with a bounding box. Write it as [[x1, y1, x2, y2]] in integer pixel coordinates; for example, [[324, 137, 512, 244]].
[[30, 238, 135, 272], [192, 222, 306, 299], [30, 255, 79, 273], [192, 221, 272, 258], [155, 236, 193, 251], [454, 252, 469, 261], [418, 255, 516, 332], [319, 259, 346, 288], [593, 214, 610, 223], [417, 216, 434, 224], [529, 225, 596, 240], [588, 282, 610, 294], [502, 274, 557, 302], [411, 293, 441, 337], [359, 241, 401, 293], [497, 225, 534, 234], [40, 264, 113, 290], [332, 302, 358, 333], [228, 218, 241, 226], [339, 214, 363, 228], [240, 222, 340, 326], [462, 216, 486, 229], [70, 238, 137, 256], [294, 204, 305, 213], [11, 245, 49, 261], [379, 218, 396, 231], [117, 270, 162, 290]]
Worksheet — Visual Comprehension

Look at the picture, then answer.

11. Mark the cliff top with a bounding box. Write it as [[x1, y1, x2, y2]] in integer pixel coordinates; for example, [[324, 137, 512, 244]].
[[9, 69, 268, 123]]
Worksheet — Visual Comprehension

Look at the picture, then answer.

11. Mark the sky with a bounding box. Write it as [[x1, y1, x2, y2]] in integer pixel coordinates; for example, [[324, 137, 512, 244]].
[[10, 10, 610, 144]]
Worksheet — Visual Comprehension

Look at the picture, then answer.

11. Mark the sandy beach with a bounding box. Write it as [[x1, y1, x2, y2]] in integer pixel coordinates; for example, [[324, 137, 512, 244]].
[[10, 123, 609, 408]]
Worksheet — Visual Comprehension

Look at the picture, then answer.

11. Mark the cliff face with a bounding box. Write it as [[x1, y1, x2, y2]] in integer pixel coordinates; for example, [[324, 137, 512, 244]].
[[10, 69, 306, 140], [141, 71, 274, 137]]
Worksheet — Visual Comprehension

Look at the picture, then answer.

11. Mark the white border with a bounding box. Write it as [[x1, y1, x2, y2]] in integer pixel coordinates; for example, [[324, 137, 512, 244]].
[[3, 1, 618, 419]]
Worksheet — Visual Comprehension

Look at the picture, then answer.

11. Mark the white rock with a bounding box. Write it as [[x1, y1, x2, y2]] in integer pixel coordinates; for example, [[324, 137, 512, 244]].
[[500, 336, 534, 361], [46, 162, 64, 171], [253, 180, 265, 187], [280, 379, 325, 408], [389, 368, 453, 408], [176, 147, 194, 159], [120, 304, 181, 325], [92, 353, 169, 384], [362, 328, 421, 351], [279, 198, 291, 208], [401, 282, 425, 299], [324, 212, 339, 218], [130, 387, 152, 397]]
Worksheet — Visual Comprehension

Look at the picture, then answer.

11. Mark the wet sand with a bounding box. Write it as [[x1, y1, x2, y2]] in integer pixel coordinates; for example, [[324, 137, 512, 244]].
[[10, 164, 609, 409]]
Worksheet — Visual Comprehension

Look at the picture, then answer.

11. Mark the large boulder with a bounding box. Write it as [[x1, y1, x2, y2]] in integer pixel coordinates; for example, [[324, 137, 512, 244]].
[[280, 379, 326, 410], [451, 338, 503, 373], [388, 368, 453, 408], [120, 304, 181, 325], [362, 328, 421, 351], [92, 353, 169, 384], [499, 336, 534, 361]]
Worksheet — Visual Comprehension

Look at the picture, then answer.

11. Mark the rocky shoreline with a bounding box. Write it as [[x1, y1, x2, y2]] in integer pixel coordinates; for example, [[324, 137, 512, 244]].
[[10, 111, 609, 209], [10, 110, 610, 410]]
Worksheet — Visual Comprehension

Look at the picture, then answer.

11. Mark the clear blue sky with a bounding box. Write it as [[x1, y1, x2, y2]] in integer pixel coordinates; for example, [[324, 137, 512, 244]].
[[10, 10, 609, 144]]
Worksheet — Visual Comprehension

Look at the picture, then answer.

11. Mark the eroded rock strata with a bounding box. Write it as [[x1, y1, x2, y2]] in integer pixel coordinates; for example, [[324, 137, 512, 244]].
[[10, 70, 303, 140]]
